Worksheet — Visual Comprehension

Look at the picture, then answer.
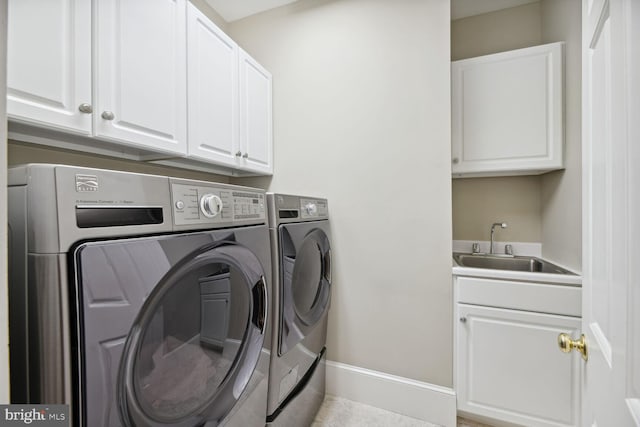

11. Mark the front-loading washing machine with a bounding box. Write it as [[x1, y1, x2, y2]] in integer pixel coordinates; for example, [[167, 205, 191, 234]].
[[265, 194, 331, 426], [8, 164, 272, 427]]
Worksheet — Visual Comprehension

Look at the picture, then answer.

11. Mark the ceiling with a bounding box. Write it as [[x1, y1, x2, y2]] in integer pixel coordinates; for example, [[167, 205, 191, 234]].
[[204, 0, 299, 22], [451, 0, 539, 20], [206, 0, 539, 23]]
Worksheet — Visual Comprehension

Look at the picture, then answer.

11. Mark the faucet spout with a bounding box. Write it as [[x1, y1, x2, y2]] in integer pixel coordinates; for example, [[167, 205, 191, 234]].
[[490, 222, 508, 254]]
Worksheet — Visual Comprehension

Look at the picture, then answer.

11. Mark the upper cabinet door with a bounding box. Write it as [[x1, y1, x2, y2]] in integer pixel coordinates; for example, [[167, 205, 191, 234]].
[[239, 49, 273, 175], [451, 42, 564, 178], [7, 0, 92, 134], [95, 0, 187, 155], [186, 2, 239, 166]]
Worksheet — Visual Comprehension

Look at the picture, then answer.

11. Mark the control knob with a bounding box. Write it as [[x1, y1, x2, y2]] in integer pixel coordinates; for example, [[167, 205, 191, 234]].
[[303, 202, 318, 216], [200, 193, 223, 218]]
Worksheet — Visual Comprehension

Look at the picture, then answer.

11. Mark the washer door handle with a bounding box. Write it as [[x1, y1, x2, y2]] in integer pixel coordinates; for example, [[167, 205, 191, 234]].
[[252, 277, 267, 333]]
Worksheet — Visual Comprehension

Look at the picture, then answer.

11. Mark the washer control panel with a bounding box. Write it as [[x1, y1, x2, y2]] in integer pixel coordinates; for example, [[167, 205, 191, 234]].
[[172, 183, 265, 226], [300, 198, 328, 219]]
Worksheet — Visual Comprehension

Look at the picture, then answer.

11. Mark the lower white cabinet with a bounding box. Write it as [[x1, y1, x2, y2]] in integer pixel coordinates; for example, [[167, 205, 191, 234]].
[[455, 276, 581, 427]]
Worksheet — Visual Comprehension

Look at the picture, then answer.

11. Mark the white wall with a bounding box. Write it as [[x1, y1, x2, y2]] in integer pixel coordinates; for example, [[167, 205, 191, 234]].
[[1, 0, 9, 404], [540, 0, 582, 272], [229, 0, 453, 386]]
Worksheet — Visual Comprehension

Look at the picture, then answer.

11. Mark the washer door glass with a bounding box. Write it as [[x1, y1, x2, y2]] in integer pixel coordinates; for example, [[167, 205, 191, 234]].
[[117, 241, 267, 427], [279, 227, 331, 355]]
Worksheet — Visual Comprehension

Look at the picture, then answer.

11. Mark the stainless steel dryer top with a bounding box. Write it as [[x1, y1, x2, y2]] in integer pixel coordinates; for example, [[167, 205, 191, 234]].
[[267, 193, 328, 227]]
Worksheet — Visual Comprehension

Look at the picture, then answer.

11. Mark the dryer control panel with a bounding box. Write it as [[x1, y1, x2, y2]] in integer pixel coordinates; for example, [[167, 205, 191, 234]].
[[300, 198, 328, 219], [171, 183, 265, 226]]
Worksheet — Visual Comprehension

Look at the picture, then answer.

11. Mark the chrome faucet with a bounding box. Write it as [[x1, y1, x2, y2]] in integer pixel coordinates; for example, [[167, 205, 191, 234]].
[[490, 222, 507, 254]]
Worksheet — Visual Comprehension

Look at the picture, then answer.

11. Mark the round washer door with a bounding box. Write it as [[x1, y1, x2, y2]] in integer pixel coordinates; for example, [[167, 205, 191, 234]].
[[117, 241, 267, 427], [279, 226, 331, 355]]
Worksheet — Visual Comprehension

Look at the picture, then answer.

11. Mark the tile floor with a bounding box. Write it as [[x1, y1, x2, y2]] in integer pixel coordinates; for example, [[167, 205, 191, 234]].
[[311, 395, 494, 427]]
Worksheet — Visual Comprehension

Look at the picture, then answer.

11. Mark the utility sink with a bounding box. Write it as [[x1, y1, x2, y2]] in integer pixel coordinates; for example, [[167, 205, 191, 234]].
[[453, 253, 576, 275]]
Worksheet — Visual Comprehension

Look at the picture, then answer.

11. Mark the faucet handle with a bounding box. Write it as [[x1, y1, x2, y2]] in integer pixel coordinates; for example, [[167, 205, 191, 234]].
[[472, 243, 481, 254], [505, 244, 514, 256]]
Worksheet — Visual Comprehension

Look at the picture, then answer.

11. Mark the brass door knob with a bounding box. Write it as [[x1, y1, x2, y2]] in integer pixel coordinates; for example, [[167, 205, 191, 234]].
[[558, 333, 588, 361]]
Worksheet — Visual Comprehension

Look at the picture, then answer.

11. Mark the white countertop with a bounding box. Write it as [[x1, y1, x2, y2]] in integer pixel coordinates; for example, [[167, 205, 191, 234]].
[[452, 259, 582, 286]]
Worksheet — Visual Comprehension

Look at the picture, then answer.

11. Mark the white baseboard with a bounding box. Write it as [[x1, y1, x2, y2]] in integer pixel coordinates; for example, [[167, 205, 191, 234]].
[[326, 360, 457, 427]]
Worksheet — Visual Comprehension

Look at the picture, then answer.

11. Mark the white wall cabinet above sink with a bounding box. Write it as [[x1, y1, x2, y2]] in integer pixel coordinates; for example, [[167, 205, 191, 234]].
[[451, 42, 564, 178]]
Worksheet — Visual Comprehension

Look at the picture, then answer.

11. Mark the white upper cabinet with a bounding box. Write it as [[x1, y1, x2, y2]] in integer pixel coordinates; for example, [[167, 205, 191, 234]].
[[186, 4, 273, 175], [186, 2, 239, 167], [95, 0, 187, 155], [239, 49, 273, 175], [7, 0, 272, 175], [7, 0, 92, 134], [451, 42, 564, 177]]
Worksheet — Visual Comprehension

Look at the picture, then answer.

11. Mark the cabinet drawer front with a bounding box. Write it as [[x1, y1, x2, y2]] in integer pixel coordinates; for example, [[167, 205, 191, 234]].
[[457, 276, 581, 317], [456, 305, 581, 427]]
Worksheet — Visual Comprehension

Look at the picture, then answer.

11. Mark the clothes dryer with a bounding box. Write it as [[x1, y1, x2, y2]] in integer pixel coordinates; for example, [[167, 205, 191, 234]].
[[8, 164, 272, 427], [265, 194, 331, 426]]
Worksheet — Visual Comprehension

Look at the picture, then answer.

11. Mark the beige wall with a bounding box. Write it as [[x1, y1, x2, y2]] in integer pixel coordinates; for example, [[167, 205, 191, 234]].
[[8, 142, 230, 183], [452, 177, 541, 242], [451, 2, 542, 61], [190, 0, 229, 32], [451, 2, 543, 244], [0, 0, 8, 404], [229, 0, 453, 386], [540, 0, 582, 272]]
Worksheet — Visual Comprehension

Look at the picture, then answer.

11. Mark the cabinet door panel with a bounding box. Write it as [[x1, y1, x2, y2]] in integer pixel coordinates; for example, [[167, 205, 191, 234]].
[[461, 55, 547, 160], [239, 49, 273, 175], [7, 0, 91, 134], [95, 0, 187, 154], [186, 3, 238, 166], [457, 304, 580, 427], [451, 43, 564, 177]]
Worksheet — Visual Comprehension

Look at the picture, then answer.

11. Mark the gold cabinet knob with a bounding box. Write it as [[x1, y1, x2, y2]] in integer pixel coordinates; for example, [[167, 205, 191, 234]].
[[558, 333, 588, 361]]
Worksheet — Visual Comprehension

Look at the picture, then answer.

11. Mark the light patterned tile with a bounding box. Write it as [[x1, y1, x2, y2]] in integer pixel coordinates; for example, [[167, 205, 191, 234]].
[[456, 417, 496, 427], [312, 395, 439, 427], [311, 395, 498, 427]]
